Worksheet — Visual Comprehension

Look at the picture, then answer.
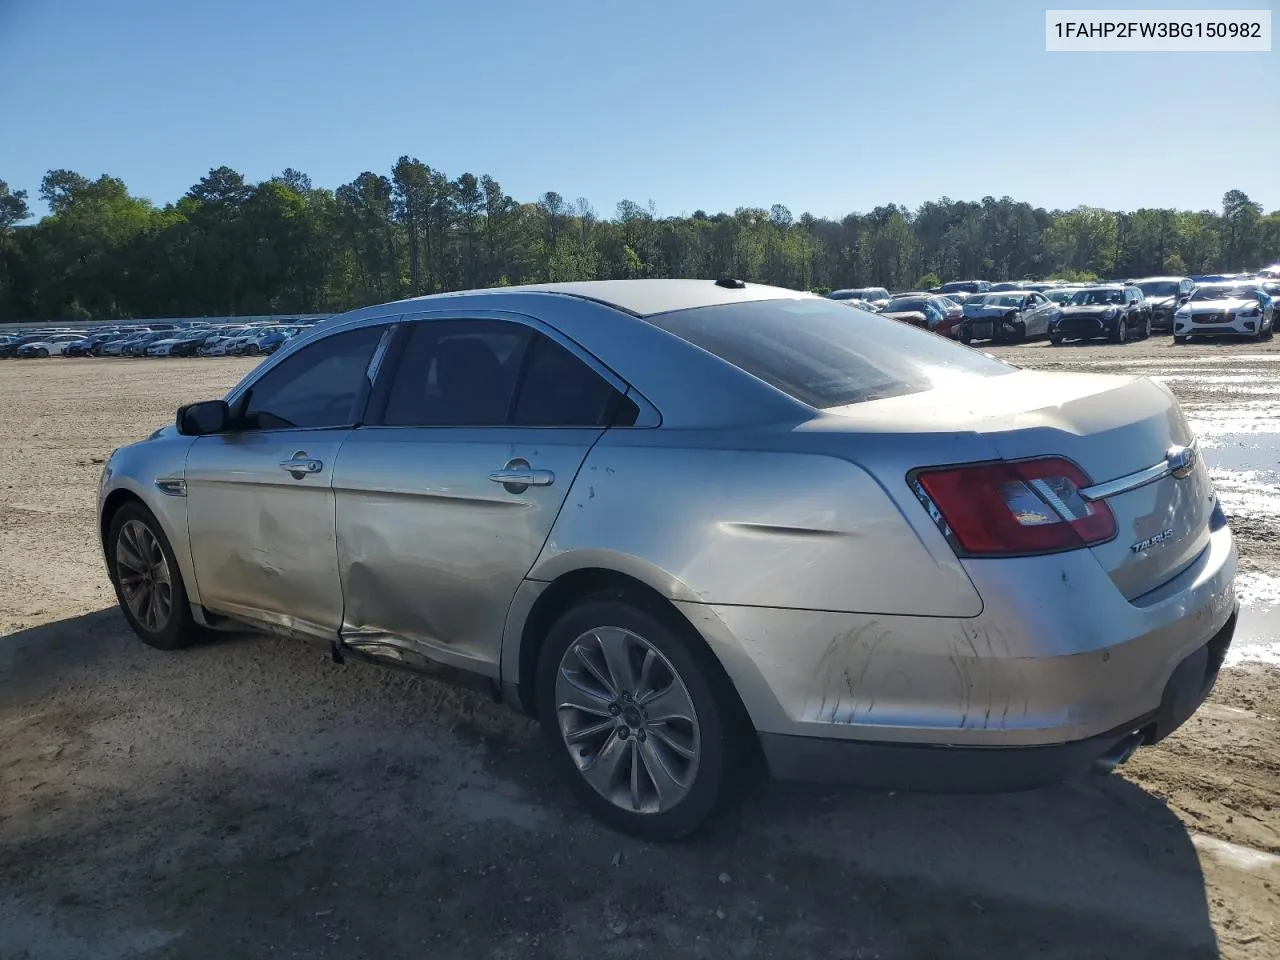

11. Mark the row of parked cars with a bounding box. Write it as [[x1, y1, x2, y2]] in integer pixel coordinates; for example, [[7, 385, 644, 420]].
[[828, 270, 1280, 346], [0, 319, 326, 360]]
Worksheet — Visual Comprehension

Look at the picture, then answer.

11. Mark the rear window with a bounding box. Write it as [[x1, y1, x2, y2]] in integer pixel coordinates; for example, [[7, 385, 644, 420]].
[[646, 298, 1015, 409]]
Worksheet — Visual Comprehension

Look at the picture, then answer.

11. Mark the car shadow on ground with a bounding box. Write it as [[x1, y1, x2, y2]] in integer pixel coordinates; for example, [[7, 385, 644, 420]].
[[1, 611, 1221, 959]]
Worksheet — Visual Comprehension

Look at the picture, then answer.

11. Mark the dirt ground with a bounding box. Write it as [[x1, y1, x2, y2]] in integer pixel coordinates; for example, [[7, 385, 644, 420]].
[[2, 341, 1279, 959]]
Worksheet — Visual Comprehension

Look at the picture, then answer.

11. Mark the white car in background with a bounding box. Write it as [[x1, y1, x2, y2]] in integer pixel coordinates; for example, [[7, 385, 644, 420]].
[[1173, 282, 1276, 343], [15, 333, 88, 357]]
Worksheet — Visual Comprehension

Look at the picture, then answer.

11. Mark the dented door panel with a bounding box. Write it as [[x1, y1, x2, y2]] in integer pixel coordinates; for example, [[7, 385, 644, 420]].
[[332, 426, 604, 676], [185, 430, 348, 641]]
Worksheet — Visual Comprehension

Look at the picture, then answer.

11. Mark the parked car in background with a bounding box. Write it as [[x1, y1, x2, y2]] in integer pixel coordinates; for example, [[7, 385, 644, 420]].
[[1021, 282, 1059, 292], [828, 287, 891, 309], [98, 279, 1238, 840], [0, 334, 54, 358], [959, 291, 1059, 344], [939, 280, 992, 304], [16, 333, 88, 357], [66, 331, 127, 356], [879, 294, 963, 338], [1133, 276, 1195, 333], [1045, 288, 1079, 307], [120, 332, 171, 358], [146, 330, 215, 357], [1052, 285, 1150, 345], [1258, 264, 1280, 279], [989, 282, 1023, 292], [1173, 282, 1276, 343]]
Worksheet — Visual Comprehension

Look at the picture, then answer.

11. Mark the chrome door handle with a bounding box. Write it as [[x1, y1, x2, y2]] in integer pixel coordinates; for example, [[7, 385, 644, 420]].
[[280, 453, 323, 478], [489, 458, 554, 493], [488, 468, 555, 486]]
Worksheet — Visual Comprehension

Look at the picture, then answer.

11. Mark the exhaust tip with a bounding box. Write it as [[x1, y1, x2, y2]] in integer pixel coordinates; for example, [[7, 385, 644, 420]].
[[1094, 732, 1145, 774]]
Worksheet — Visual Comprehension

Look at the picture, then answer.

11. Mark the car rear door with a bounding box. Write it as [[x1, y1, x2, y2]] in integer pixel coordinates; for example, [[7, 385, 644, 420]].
[[184, 323, 390, 642], [331, 312, 627, 677]]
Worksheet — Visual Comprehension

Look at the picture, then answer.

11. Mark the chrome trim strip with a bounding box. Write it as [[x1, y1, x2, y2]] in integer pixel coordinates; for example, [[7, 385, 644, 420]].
[[1080, 439, 1198, 502]]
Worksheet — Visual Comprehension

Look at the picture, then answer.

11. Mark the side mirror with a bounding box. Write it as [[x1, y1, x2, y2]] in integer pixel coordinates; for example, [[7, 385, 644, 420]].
[[177, 399, 231, 436]]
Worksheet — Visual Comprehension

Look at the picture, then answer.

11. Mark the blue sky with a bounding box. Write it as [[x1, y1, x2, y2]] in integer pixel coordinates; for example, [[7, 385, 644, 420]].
[[2, 0, 1275, 220]]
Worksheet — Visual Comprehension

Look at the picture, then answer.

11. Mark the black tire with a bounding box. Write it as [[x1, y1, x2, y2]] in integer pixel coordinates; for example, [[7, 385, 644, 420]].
[[536, 594, 746, 841], [1049, 336, 1063, 346], [37, 348, 49, 358], [246, 343, 261, 356], [1112, 318, 1128, 345], [959, 329, 972, 345], [1143, 316, 1152, 339], [1173, 335, 1188, 345], [107, 502, 200, 650]]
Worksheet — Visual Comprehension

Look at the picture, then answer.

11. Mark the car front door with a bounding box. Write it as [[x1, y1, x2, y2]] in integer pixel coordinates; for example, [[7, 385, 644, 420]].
[[331, 312, 628, 677], [184, 323, 390, 643]]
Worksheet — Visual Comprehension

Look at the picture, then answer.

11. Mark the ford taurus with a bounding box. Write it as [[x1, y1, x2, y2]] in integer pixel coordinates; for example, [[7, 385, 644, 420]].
[[98, 280, 1238, 839]]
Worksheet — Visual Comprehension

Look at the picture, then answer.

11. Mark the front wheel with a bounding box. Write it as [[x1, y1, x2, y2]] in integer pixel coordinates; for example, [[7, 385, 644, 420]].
[[537, 596, 745, 841], [107, 502, 200, 650], [1113, 319, 1128, 345], [1173, 335, 1188, 345], [246, 343, 261, 356], [1049, 335, 1064, 346], [1144, 316, 1152, 339], [37, 348, 49, 358]]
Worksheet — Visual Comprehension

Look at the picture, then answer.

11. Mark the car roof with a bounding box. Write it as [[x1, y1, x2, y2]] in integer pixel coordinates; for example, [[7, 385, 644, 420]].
[[1131, 276, 1187, 282], [380, 279, 809, 318]]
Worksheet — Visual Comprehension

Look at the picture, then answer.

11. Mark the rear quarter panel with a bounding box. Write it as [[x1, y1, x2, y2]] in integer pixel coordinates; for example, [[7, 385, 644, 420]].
[[531, 434, 984, 618]]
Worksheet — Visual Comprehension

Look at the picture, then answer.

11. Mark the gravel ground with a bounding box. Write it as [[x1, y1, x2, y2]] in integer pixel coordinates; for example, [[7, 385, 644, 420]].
[[2, 343, 1279, 960]]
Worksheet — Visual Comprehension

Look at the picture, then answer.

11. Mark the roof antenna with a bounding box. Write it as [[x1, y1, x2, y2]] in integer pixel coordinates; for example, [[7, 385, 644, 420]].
[[715, 277, 746, 289]]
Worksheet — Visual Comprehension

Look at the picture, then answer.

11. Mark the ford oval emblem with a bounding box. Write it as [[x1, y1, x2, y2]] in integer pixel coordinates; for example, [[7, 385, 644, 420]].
[[1166, 444, 1196, 480]]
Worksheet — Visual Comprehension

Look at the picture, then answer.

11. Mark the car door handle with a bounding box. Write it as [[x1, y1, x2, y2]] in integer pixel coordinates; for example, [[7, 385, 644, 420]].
[[280, 454, 323, 477], [488, 467, 555, 487]]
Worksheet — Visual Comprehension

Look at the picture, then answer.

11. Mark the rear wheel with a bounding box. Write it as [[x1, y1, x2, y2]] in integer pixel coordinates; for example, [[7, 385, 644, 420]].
[[536, 595, 745, 841], [107, 502, 200, 650]]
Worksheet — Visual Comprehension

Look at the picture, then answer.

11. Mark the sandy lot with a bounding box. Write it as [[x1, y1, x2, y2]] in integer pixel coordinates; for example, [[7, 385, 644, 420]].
[[2, 343, 1279, 959]]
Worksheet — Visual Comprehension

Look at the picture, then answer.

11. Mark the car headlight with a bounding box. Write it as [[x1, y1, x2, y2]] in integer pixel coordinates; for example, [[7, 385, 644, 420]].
[[1237, 306, 1259, 318], [1175, 308, 1190, 318], [1102, 308, 1119, 319]]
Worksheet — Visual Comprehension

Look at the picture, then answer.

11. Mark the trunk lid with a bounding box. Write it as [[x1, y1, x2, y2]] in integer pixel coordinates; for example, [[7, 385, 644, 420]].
[[826, 369, 1213, 600]]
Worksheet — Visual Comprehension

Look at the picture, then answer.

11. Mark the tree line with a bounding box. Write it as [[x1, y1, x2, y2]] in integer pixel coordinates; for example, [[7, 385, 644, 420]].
[[0, 162, 1276, 321]]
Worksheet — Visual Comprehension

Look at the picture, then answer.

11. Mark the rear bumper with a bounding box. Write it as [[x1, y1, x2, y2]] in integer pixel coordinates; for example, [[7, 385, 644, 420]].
[[759, 610, 1234, 790], [677, 523, 1237, 772]]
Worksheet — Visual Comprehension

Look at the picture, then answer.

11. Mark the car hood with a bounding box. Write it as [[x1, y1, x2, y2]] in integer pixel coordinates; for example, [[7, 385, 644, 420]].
[[1145, 295, 1176, 307]]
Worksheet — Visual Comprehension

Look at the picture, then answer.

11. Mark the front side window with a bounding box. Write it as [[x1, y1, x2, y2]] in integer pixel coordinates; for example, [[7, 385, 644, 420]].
[[239, 325, 383, 430], [646, 297, 1014, 409]]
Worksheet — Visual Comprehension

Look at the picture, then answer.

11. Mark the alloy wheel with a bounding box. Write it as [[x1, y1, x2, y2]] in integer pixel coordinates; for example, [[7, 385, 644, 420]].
[[115, 519, 173, 632], [555, 626, 701, 815]]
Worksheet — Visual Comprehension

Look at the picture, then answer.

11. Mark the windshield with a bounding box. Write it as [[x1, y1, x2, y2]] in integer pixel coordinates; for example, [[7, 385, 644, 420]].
[[1047, 290, 1074, 304], [646, 297, 1014, 409], [1070, 288, 1125, 305], [941, 281, 978, 293], [882, 298, 926, 313], [1137, 280, 1179, 297], [1191, 284, 1257, 301]]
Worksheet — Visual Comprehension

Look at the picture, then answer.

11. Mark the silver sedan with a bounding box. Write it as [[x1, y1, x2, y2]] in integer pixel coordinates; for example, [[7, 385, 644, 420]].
[[98, 280, 1239, 839]]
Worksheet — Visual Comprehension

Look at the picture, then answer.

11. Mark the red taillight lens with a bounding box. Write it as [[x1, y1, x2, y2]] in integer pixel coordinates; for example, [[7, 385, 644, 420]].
[[913, 457, 1116, 556]]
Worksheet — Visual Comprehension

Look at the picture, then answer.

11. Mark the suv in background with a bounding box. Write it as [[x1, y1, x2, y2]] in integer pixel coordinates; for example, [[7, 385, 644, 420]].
[[938, 280, 992, 303], [1051, 285, 1151, 345], [1133, 276, 1195, 332]]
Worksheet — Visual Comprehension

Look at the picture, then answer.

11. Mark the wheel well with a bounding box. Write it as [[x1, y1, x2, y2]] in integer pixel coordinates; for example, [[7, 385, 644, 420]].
[[515, 568, 748, 727], [99, 489, 143, 552]]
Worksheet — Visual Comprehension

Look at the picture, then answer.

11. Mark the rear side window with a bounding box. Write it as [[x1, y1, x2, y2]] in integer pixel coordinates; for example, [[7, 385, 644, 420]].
[[514, 335, 621, 427], [382, 320, 530, 427], [240, 325, 384, 430], [647, 298, 1014, 409]]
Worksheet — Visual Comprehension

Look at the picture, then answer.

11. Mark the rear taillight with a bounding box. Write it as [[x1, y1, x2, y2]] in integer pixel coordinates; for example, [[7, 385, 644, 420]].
[[912, 457, 1116, 557]]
